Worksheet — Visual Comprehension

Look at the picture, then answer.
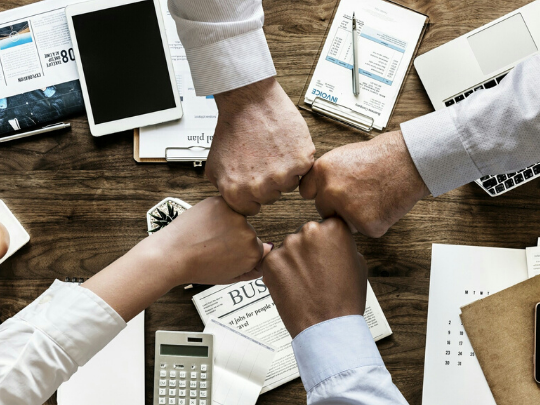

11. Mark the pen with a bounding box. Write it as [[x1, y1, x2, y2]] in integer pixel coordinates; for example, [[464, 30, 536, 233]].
[[0, 122, 71, 144], [352, 12, 360, 96]]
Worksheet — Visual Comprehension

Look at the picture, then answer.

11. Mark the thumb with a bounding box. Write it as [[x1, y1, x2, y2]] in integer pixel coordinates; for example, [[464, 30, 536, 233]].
[[299, 168, 317, 199], [256, 238, 274, 260]]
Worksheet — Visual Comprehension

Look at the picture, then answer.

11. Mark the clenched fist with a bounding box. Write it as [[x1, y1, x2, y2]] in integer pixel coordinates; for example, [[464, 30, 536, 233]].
[[300, 130, 430, 237], [261, 218, 367, 338], [208, 77, 316, 216]]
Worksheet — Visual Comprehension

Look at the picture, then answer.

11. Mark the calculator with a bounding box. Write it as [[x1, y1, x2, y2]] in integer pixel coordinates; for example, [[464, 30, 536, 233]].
[[154, 331, 214, 405]]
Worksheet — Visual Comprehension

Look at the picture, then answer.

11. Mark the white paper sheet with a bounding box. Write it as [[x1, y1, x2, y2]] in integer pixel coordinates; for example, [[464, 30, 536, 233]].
[[138, 0, 218, 159], [304, 0, 426, 129], [423, 244, 528, 405], [526, 246, 540, 278], [57, 311, 145, 405], [204, 318, 275, 405]]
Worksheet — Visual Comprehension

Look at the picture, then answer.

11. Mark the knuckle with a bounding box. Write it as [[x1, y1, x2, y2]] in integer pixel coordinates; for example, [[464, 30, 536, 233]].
[[301, 221, 320, 236], [281, 232, 300, 248], [363, 222, 388, 238]]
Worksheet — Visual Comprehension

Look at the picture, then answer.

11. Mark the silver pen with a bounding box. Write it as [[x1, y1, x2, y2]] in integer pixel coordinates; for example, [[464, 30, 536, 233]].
[[0, 122, 71, 143], [352, 12, 360, 96]]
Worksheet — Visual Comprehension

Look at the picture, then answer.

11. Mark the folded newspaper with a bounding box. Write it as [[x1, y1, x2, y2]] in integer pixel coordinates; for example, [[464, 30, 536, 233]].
[[192, 279, 392, 393], [0, 0, 87, 136]]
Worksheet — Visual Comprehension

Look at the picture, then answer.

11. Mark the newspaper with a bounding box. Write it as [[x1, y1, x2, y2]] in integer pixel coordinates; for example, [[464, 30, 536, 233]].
[[193, 279, 392, 393], [0, 0, 84, 135]]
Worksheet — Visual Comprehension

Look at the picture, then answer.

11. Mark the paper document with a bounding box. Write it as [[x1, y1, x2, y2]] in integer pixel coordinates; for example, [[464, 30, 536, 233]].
[[138, 0, 217, 159], [193, 278, 391, 393], [526, 246, 540, 278], [423, 244, 528, 405], [0, 0, 82, 99], [204, 318, 275, 405], [304, 0, 426, 129], [0, 0, 85, 135], [57, 311, 145, 405]]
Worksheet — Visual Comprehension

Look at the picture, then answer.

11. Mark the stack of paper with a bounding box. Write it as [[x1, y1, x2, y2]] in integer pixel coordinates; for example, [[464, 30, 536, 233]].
[[423, 240, 540, 405]]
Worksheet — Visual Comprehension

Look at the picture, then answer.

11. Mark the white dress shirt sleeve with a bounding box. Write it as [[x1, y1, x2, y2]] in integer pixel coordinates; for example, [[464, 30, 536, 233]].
[[0, 280, 126, 405], [401, 54, 540, 197], [292, 315, 409, 405], [167, 0, 277, 96]]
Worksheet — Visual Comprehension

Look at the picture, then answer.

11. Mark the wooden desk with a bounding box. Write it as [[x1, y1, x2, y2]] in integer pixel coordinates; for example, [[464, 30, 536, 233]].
[[1, 0, 539, 403]]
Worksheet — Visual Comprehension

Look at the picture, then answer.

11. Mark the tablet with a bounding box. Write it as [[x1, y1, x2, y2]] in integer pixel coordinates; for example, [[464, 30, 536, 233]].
[[65, 0, 182, 137]]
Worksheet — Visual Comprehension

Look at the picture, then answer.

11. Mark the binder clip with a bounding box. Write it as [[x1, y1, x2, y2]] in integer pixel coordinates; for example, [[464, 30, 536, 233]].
[[311, 97, 374, 132], [165, 146, 211, 167]]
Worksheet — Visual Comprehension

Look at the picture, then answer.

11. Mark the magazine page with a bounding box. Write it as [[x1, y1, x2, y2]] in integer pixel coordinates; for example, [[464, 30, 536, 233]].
[[0, 0, 82, 98], [192, 279, 392, 393], [0, 0, 85, 135]]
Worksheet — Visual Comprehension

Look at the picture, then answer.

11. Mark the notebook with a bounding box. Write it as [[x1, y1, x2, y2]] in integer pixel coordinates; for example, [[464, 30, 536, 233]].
[[57, 311, 145, 405], [460, 276, 540, 404]]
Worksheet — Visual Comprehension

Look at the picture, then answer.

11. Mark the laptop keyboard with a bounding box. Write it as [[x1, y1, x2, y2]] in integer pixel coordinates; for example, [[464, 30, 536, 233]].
[[443, 71, 540, 196]]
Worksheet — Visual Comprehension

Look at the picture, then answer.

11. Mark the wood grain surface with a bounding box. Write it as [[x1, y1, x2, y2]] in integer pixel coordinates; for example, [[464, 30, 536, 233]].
[[1, 0, 539, 404]]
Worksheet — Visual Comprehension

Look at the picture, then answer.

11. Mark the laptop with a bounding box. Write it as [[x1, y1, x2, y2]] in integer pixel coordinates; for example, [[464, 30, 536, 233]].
[[414, 0, 540, 196]]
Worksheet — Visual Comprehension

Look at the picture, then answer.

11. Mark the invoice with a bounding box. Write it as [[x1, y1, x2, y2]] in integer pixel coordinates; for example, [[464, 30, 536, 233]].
[[305, 0, 426, 130]]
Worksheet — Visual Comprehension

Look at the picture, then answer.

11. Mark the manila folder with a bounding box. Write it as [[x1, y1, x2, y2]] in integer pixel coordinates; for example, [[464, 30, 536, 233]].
[[460, 275, 540, 404]]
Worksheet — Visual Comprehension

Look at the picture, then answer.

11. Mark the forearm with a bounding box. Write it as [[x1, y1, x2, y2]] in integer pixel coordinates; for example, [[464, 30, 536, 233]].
[[168, 0, 276, 96], [82, 237, 186, 322], [401, 54, 540, 196], [293, 316, 409, 405]]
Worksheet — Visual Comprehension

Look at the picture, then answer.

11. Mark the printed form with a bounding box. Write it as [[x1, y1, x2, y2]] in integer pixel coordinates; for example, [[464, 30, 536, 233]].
[[138, 0, 217, 159], [305, 0, 426, 129]]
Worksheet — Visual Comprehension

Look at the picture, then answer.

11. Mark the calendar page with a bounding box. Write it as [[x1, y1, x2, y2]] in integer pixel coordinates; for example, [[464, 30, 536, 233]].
[[423, 244, 528, 405]]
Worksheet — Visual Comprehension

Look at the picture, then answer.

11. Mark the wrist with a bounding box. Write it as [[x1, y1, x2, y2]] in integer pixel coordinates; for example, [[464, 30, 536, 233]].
[[386, 130, 430, 199], [135, 235, 192, 287], [214, 77, 279, 113]]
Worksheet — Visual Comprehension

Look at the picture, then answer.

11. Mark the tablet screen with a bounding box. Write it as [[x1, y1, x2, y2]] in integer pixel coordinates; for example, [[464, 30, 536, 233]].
[[72, 0, 177, 125]]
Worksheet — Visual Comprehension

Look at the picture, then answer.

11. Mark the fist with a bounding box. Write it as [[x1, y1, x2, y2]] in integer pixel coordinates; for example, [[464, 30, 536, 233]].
[[150, 197, 272, 285], [207, 77, 315, 216], [261, 218, 367, 338], [299, 130, 429, 237]]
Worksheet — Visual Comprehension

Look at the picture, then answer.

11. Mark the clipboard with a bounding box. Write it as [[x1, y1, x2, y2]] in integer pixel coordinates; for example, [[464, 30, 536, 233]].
[[297, 0, 429, 132], [134, 128, 208, 166]]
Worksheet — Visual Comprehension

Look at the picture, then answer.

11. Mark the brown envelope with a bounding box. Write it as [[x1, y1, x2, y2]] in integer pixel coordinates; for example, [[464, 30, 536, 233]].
[[460, 275, 540, 404]]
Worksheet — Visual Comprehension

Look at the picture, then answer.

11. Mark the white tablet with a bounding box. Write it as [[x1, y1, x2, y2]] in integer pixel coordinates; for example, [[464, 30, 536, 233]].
[[66, 0, 183, 137]]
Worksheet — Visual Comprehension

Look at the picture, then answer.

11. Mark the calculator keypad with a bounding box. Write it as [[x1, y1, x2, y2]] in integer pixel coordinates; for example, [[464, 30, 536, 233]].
[[156, 363, 210, 405]]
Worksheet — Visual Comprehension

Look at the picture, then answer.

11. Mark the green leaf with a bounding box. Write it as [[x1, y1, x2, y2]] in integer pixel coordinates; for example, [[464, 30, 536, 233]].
[[149, 213, 162, 221], [157, 208, 167, 220]]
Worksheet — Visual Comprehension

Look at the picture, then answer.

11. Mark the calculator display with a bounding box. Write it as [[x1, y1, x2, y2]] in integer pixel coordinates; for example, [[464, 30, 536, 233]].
[[160, 344, 209, 358]]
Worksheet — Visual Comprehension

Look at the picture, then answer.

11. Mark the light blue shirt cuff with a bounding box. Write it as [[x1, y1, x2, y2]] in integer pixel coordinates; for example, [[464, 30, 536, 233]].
[[400, 107, 482, 197], [291, 315, 383, 392]]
